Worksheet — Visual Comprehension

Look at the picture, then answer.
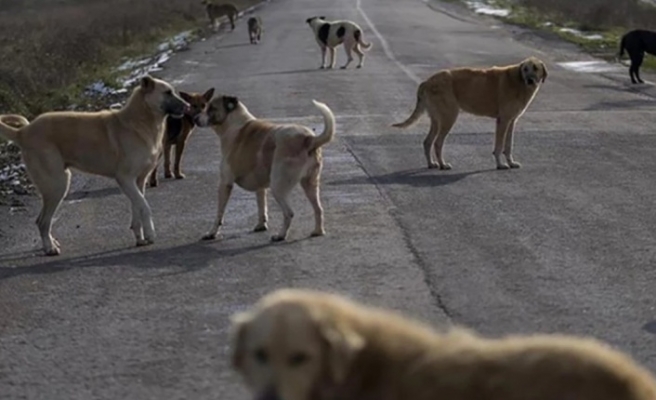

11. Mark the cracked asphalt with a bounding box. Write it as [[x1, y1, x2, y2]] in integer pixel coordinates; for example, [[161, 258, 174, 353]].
[[2, 0, 656, 398]]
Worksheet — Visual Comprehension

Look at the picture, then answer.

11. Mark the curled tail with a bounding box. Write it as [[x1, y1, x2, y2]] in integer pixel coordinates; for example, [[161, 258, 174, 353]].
[[309, 100, 335, 151], [617, 35, 627, 61], [0, 114, 29, 144], [354, 29, 373, 50], [392, 84, 426, 129]]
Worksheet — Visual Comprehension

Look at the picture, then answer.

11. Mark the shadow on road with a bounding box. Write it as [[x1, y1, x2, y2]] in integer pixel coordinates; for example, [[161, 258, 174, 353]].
[[214, 42, 253, 50], [0, 240, 272, 281], [65, 187, 122, 201], [584, 98, 656, 111], [329, 167, 494, 188], [255, 68, 321, 76]]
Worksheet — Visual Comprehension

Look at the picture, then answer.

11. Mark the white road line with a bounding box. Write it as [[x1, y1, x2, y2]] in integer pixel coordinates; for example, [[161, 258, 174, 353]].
[[356, 0, 421, 84]]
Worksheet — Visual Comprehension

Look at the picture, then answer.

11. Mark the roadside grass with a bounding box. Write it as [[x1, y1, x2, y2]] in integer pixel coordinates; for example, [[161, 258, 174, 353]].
[[0, 0, 260, 119], [468, 0, 656, 69]]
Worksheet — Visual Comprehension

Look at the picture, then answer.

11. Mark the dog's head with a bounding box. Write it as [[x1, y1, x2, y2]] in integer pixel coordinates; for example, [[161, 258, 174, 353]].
[[305, 16, 326, 25], [138, 75, 190, 118], [231, 290, 365, 400], [194, 94, 241, 127], [179, 88, 215, 123], [519, 57, 548, 86]]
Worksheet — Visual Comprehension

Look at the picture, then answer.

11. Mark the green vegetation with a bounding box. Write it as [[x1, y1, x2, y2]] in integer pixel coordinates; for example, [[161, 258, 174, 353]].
[[470, 0, 656, 69], [0, 0, 259, 118]]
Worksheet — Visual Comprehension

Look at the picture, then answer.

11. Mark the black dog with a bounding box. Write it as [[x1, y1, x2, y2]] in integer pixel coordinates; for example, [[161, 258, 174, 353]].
[[618, 29, 656, 84]]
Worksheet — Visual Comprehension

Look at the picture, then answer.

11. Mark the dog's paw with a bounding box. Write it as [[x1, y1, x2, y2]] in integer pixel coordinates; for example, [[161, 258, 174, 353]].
[[164, 172, 173, 179], [428, 163, 440, 169], [253, 223, 268, 232], [201, 233, 219, 241], [340, 65, 347, 70], [271, 235, 286, 242], [319, 65, 326, 70], [508, 161, 522, 169], [44, 246, 61, 257], [174, 173, 186, 180], [136, 238, 154, 247], [496, 164, 510, 170], [356, 65, 363, 69], [310, 230, 325, 237], [439, 163, 453, 170]]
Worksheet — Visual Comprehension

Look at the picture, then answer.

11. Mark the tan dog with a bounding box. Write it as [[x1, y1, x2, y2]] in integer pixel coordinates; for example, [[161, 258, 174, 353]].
[[148, 88, 214, 187], [201, 0, 239, 31], [393, 57, 548, 170], [305, 16, 373, 69], [231, 289, 656, 400], [194, 96, 335, 242], [0, 76, 189, 256]]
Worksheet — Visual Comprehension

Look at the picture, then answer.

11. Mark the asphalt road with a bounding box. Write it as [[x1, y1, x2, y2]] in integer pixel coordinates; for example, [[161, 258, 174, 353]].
[[2, 0, 656, 398]]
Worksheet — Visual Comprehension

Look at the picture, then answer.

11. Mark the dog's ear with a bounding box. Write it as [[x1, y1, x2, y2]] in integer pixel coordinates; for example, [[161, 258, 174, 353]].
[[203, 88, 215, 102], [540, 61, 548, 83], [230, 311, 253, 370], [140, 76, 156, 93], [317, 316, 365, 384], [223, 96, 239, 112], [320, 16, 326, 20], [306, 17, 313, 24], [179, 91, 192, 102]]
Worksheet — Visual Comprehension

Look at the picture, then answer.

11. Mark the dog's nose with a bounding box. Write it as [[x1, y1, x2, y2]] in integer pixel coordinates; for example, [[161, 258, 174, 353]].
[[182, 103, 191, 113]]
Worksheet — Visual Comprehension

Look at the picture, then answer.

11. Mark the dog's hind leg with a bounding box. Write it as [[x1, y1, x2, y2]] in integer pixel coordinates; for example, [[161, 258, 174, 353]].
[[423, 121, 440, 169], [433, 109, 458, 170], [29, 156, 71, 256], [254, 188, 269, 232], [270, 164, 303, 242], [301, 170, 325, 237], [341, 41, 355, 69], [117, 175, 155, 246], [164, 142, 173, 179], [502, 119, 520, 168], [630, 52, 644, 84], [493, 117, 514, 170], [354, 44, 365, 68]]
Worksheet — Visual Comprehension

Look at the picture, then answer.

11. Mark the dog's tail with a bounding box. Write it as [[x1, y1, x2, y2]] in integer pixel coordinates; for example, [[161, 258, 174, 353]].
[[392, 83, 426, 129], [354, 29, 373, 50], [0, 114, 29, 144], [617, 34, 627, 62], [308, 100, 335, 151]]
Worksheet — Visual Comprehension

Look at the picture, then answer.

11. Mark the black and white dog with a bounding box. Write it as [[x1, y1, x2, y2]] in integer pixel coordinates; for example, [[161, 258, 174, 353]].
[[618, 29, 656, 84], [305, 16, 373, 69]]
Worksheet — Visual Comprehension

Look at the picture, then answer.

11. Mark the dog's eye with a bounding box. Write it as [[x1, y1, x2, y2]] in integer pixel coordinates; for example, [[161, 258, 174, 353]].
[[532, 65, 538, 72], [254, 348, 268, 364], [288, 352, 310, 367]]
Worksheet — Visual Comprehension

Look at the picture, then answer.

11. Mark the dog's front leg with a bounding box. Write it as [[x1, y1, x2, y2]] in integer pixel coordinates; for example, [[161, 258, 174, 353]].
[[202, 182, 234, 240], [502, 119, 521, 169], [253, 188, 268, 232], [164, 142, 173, 179], [493, 117, 513, 170], [320, 46, 327, 69], [117, 176, 156, 246], [328, 47, 337, 69]]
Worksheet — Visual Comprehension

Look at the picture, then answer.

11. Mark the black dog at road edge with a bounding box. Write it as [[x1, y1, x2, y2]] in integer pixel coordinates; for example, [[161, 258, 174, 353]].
[[618, 29, 656, 84]]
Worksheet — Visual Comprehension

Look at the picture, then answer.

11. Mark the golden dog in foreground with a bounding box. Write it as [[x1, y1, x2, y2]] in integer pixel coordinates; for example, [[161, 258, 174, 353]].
[[231, 289, 656, 400], [393, 57, 547, 170]]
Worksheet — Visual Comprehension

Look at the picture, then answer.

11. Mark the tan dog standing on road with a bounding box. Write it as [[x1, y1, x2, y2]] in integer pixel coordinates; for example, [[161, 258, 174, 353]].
[[194, 96, 335, 242], [0, 76, 189, 256], [306, 16, 373, 69], [149, 88, 215, 187], [393, 57, 548, 170], [231, 288, 656, 400]]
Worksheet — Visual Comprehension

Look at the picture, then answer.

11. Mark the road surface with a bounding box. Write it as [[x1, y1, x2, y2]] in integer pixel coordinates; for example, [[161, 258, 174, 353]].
[[2, 0, 656, 398]]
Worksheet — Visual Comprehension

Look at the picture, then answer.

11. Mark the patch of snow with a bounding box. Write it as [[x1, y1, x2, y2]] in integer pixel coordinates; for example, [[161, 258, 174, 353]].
[[85, 30, 195, 98], [0, 163, 26, 184], [558, 28, 603, 41], [557, 60, 622, 73], [465, 1, 510, 17]]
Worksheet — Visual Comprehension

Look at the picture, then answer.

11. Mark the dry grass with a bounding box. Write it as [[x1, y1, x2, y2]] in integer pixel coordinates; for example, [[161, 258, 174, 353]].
[[0, 0, 258, 118]]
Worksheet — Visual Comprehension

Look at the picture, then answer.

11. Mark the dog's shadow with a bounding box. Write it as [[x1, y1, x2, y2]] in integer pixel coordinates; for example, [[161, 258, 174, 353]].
[[329, 167, 494, 188], [214, 43, 254, 50], [255, 68, 323, 77]]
